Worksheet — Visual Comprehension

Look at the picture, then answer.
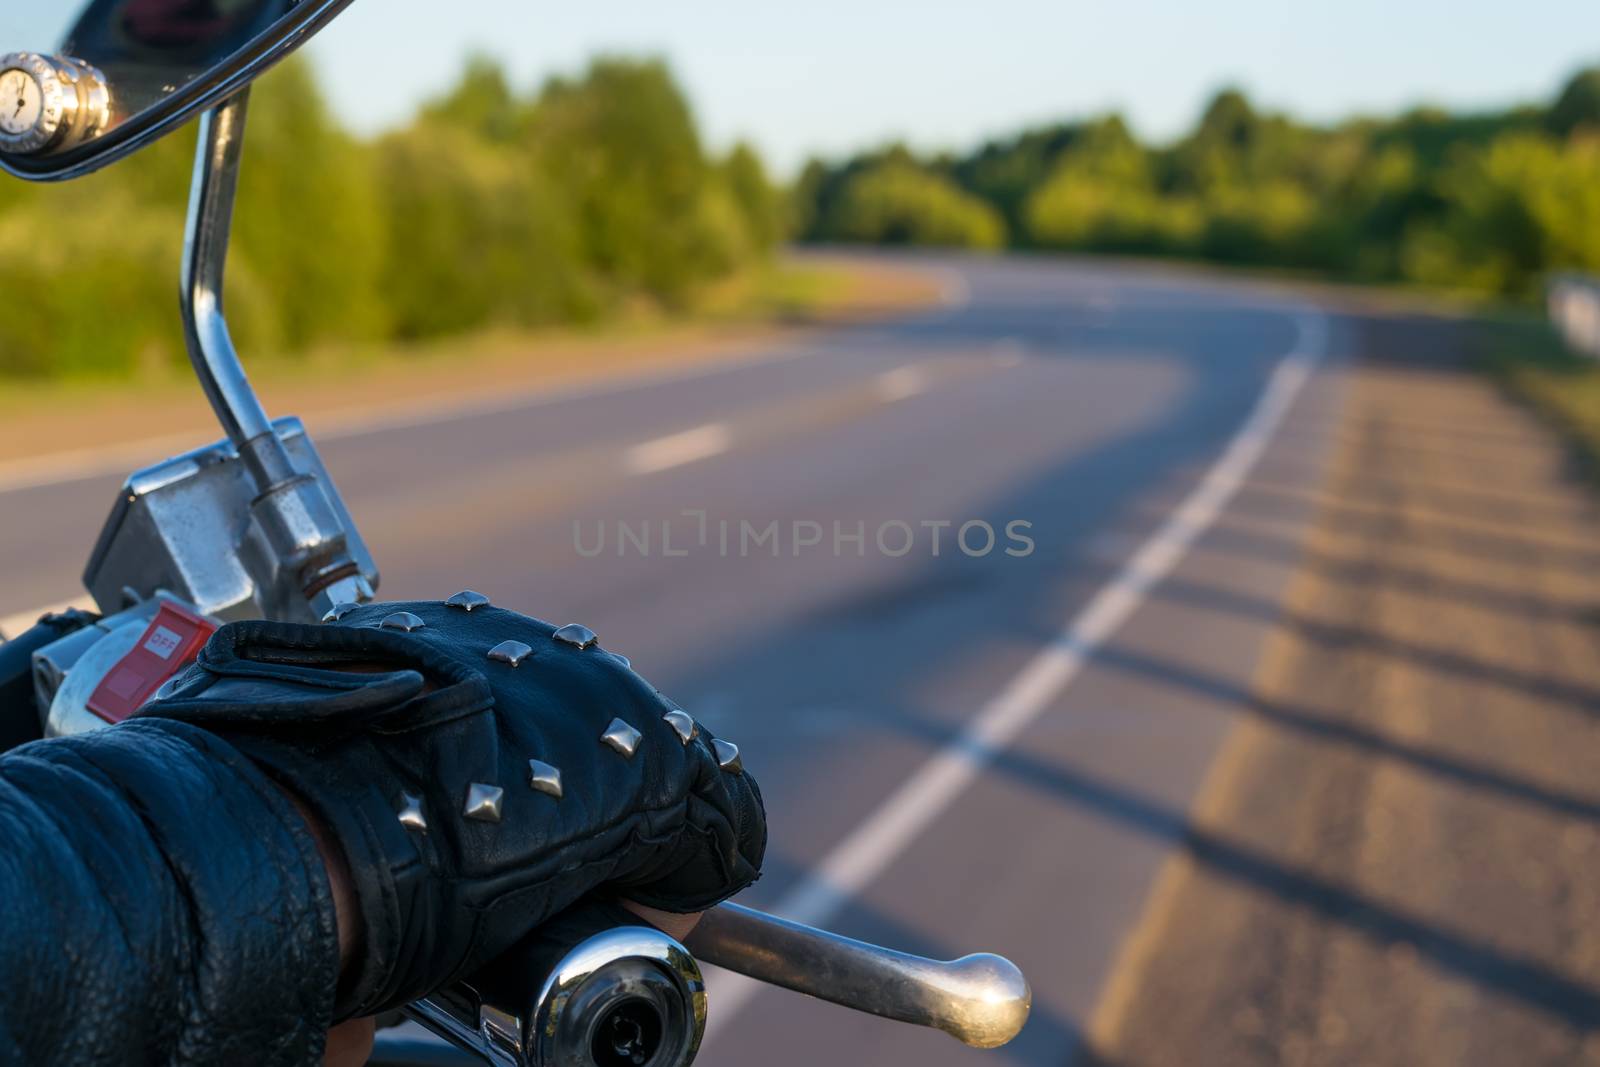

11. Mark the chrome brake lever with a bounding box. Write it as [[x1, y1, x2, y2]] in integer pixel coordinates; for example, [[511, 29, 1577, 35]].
[[685, 903, 1032, 1050]]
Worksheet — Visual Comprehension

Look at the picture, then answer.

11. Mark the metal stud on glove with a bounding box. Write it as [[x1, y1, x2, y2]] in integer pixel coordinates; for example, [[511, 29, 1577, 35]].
[[137, 598, 766, 1020]]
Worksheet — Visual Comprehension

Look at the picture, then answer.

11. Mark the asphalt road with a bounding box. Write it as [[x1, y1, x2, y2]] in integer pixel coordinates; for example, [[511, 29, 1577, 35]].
[[0, 255, 1353, 1065]]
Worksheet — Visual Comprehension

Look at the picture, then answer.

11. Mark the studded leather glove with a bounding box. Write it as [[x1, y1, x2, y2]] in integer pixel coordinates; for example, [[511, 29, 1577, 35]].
[[136, 596, 765, 1020]]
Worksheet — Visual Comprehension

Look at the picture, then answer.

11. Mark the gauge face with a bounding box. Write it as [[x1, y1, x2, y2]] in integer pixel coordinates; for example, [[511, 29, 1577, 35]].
[[0, 69, 44, 138]]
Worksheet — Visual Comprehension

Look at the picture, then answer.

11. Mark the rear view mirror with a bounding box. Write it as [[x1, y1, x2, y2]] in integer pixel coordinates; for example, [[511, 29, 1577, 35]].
[[0, 0, 354, 181]]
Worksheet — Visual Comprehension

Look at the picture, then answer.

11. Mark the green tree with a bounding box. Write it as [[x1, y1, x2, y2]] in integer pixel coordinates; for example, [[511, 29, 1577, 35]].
[[232, 57, 390, 350], [1024, 116, 1195, 253], [953, 123, 1086, 242], [0, 188, 184, 376], [821, 162, 1005, 249], [1402, 134, 1600, 295], [789, 158, 828, 240], [419, 55, 522, 143], [527, 57, 733, 307], [722, 142, 783, 255], [377, 122, 589, 339], [0, 50, 786, 380], [1549, 67, 1600, 138]]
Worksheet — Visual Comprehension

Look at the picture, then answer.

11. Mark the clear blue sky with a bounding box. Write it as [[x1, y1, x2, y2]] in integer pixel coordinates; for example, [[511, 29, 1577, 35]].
[[7, 2, 1600, 174]]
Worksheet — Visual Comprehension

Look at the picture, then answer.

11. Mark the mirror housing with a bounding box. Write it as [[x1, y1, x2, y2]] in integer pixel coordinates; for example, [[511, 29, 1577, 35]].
[[0, 0, 355, 181]]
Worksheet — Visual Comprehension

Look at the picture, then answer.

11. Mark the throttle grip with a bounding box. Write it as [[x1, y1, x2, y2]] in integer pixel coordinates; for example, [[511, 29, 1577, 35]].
[[405, 902, 705, 1067]]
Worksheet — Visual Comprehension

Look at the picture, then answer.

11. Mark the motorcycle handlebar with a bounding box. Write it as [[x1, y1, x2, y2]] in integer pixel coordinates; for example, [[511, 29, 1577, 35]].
[[394, 902, 1031, 1066]]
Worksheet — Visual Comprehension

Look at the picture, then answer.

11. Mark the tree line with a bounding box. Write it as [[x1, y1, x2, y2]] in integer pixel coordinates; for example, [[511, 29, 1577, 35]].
[[794, 68, 1600, 298], [4, 58, 1596, 379], [0, 56, 783, 378]]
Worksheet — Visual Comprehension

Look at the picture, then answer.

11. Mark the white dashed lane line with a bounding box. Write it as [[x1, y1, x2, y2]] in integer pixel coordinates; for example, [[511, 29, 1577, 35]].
[[875, 365, 930, 403], [623, 423, 734, 475]]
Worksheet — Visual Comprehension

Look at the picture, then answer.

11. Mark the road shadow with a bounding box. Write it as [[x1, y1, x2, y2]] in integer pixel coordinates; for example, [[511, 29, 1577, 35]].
[[1250, 472, 1595, 525], [864, 707, 1600, 1032], [1225, 486, 1600, 574], [1193, 522, 1600, 629], [1134, 575, 1600, 717], [1090, 641, 1600, 826]]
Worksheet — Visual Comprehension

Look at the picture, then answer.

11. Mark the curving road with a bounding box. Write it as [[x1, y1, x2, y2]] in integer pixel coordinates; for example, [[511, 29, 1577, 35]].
[[0, 255, 1353, 1064]]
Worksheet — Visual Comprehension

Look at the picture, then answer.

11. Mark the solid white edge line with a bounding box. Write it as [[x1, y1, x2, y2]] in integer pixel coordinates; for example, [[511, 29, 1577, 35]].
[[700, 308, 1330, 1038]]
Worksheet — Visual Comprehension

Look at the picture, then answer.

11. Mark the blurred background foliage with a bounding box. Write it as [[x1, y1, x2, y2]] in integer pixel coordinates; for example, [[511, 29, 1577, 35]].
[[797, 67, 1600, 299], [0, 55, 784, 379], [1, 56, 1596, 381]]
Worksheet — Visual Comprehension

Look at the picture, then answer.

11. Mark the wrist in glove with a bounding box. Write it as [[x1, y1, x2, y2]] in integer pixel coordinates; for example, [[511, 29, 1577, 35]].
[[138, 598, 765, 1019]]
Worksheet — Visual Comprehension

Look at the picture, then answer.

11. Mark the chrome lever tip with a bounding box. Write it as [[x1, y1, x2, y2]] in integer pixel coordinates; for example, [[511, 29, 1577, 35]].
[[685, 903, 1033, 1050], [936, 952, 1032, 1048]]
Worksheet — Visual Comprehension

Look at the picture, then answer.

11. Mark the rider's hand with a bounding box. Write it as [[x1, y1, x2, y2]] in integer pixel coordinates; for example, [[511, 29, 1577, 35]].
[[294, 788, 704, 1064], [139, 599, 766, 1020], [323, 1018, 375, 1067], [619, 899, 704, 941]]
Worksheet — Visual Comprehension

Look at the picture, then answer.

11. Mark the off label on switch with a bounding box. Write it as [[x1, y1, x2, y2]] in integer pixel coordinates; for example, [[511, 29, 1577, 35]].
[[143, 625, 184, 660], [87, 602, 217, 725]]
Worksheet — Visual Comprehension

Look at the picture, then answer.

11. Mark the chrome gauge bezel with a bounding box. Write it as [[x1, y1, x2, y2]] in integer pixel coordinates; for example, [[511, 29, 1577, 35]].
[[0, 53, 69, 155], [0, 52, 111, 157]]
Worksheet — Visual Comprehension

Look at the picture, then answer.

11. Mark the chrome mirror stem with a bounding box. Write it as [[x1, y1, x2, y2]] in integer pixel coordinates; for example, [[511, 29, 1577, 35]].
[[181, 90, 291, 487], [173, 91, 375, 621]]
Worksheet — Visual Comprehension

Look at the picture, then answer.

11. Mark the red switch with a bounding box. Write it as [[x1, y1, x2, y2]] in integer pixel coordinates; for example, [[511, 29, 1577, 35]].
[[87, 601, 217, 725]]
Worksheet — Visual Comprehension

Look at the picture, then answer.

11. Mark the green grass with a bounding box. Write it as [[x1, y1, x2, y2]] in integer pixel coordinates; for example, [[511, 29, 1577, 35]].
[[0, 257, 939, 450], [687, 260, 910, 322], [1474, 311, 1600, 482]]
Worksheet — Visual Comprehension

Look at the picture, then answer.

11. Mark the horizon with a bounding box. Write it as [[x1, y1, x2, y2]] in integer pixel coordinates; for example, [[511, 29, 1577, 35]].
[[3, 3, 1598, 176], [306, 0, 1600, 175], [311, 47, 1596, 168]]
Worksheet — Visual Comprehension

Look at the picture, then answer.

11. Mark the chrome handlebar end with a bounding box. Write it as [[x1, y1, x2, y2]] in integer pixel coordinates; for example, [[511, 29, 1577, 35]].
[[525, 927, 706, 1067], [407, 925, 706, 1067]]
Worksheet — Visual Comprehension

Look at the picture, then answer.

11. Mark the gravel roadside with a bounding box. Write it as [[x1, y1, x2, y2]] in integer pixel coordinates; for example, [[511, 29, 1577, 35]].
[[1084, 313, 1600, 1067]]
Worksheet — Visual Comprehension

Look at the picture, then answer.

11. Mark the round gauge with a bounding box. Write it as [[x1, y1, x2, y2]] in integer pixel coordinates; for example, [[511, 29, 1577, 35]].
[[0, 68, 43, 138], [0, 54, 111, 157]]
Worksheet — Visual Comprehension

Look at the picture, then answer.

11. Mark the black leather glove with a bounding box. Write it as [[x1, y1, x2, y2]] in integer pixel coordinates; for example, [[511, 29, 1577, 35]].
[[0, 609, 98, 752], [137, 596, 765, 1020]]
